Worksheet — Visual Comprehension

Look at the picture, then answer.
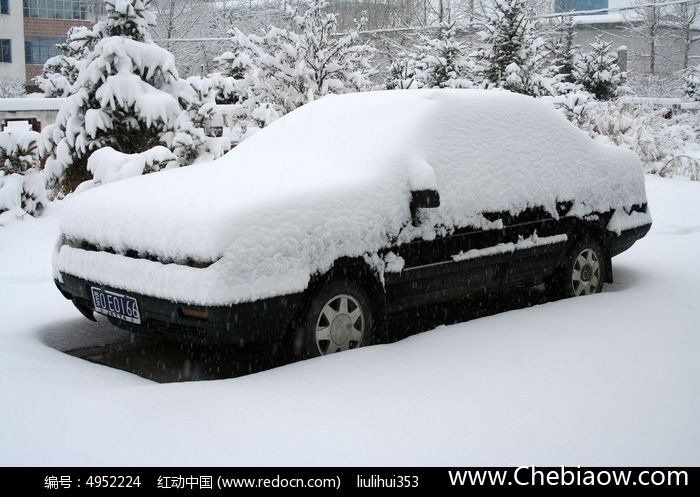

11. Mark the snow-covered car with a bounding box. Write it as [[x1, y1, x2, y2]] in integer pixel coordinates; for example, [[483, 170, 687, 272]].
[[53, 90, 651, 357]]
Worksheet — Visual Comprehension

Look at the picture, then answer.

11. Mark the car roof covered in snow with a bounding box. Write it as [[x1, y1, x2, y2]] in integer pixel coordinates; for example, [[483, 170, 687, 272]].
[[58, 90, 647, 304]]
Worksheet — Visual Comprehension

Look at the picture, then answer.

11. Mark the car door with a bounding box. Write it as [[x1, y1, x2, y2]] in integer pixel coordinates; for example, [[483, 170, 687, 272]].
[[499, 205, 569, 288], [384, 219, 512, 312]]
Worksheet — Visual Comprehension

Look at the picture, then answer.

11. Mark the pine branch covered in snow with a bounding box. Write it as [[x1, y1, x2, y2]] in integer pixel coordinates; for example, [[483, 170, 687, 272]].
[[101, 0, 157, 41], [475, 0, 553, 97], [210, 42, 251, 104]]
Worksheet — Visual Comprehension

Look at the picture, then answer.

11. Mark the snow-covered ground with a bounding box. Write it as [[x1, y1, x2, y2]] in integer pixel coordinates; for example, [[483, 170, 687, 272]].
[[0, 175, 698, 465]]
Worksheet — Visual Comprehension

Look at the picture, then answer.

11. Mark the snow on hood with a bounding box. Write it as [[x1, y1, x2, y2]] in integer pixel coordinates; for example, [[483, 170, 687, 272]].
[[58, 89, 647, 304]]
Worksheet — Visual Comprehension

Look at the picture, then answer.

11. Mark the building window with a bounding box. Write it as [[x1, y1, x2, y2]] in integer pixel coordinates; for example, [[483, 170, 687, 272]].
[[25, 37, 64, 65], [1, 0, 10, 15], [23, 0, 92, 20], [554, 0, 609, 13], [0, 39, 11, 63]]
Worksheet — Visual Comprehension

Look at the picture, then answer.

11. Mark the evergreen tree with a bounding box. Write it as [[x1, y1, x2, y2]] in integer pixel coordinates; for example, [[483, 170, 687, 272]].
[[35, 26, 95, 98], [385, 54, 418, 89], [476, 0, 552, 96], [209, 40, 251, 105], [545, 18, 581, 94], [683, 65, 700, 101], [575, 35, 627, 101], [412, 23, 474, 89], [41, 0, 203, 193]]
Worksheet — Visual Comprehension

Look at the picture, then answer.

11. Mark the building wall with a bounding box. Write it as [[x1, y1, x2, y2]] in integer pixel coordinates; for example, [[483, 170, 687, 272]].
[[574, 24, 700, 75], [23, 16, 92, 82], [0, 0, 26, 83]]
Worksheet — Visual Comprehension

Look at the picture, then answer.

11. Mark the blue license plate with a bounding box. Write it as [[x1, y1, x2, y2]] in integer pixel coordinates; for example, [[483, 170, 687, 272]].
[[91, 287, 141, 324]]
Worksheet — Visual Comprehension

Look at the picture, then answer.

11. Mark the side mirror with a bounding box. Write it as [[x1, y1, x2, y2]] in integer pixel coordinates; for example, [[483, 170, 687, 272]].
[[410, 189, 440, 223]]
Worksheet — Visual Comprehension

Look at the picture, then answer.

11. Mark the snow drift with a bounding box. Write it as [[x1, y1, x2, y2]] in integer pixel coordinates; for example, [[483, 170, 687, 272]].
[[57, 89, 647, 305]]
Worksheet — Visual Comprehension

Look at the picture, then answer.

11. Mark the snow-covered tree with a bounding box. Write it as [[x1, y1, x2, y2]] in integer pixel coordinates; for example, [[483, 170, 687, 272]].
[[623, 2, 668, 75], [35, 26, 95, 98], [385, 53, 418, 90], [230, 0, 375, 128], [683, 65, 700, 101], [0, 128, 40, 175], [575, 35, 627, 101], [545, 17, 581, 94], [0, 126, 47, 218], [476, 0, 552, 97], [209, 40, 252, 105], [412, 23, 474, 89], [385, 23, 473, 90], [669, 3, 699, 70], [42, 0, 206, 193]]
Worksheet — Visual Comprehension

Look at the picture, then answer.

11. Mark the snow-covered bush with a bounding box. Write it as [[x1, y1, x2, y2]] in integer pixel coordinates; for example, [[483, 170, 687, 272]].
[[475, 0, 553, 96], [228, 0, 375, 129], [0, 78, 26, 98], [0, 127, 41, 175], [548, 90, 594, 128], [563, 99, 699, 178], [35, 26, 95, 98], [658, 153, 700, 181], [683, 65, 700, 101], [575, 35, 628, 101], [0, 127, 47, 218], [41, 0, 207, 193]]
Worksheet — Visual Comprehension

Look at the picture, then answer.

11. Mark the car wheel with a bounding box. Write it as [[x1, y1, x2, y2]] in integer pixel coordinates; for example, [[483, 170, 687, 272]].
[[547, 238, 605, 299], [301, 280, 374, 358]]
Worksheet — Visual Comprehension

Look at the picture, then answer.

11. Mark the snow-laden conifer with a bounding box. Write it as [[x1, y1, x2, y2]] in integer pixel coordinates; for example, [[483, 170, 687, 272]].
[[42, 0, 205, 192], [476, 0, 552, 96], [574, 35, 628, 101]]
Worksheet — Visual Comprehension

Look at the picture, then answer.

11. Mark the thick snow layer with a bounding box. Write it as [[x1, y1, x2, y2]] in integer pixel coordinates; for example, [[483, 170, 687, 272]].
[[87, 146, 176, 185], [0, 97, 65, 112], [0, 173, 24, 215], [58, 90, 647, 304], [0, 175, 698, 465], [607, 209, 654, 235], [95, 72, 181, 128]]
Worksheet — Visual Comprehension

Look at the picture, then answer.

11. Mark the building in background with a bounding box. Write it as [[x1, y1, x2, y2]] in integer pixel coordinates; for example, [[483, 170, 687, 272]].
[[0, 0, 102, 88]]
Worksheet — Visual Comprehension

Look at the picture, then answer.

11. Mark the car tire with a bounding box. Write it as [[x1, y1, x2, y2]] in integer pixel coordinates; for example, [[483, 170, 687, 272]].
[[546, 237, 605, 300], [298, 280, 374, 358]]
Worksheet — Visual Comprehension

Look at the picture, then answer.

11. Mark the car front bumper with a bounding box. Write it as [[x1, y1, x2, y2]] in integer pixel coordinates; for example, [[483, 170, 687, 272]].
[[55, 273, 303, 345]]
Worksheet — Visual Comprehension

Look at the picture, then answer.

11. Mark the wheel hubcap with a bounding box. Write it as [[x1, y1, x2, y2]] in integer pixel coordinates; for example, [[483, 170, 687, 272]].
[[315, 294, 364, 354], [571, 248, 601, 296]]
